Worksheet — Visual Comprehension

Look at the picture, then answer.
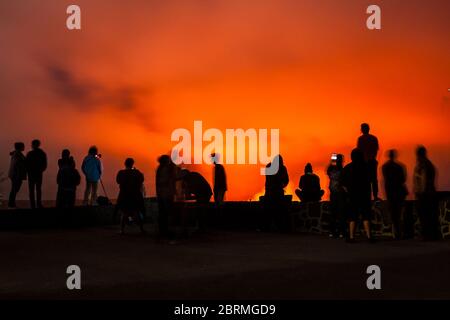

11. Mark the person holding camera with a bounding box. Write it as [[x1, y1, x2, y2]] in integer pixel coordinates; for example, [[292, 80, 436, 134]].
[[81, 146, 102, 206], [327, 154, 346, 238]]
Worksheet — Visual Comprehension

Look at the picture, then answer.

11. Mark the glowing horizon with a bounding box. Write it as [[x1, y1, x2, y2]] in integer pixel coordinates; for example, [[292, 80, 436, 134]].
[[0, 0, 449, 201]]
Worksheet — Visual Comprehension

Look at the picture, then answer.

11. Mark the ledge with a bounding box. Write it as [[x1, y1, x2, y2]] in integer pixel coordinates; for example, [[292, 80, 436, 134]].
[[1, 197, 449, 239]]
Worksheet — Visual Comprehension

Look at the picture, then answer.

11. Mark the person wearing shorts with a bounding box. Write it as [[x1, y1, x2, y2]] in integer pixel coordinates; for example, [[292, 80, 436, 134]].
[[341, 148, 373, 243]]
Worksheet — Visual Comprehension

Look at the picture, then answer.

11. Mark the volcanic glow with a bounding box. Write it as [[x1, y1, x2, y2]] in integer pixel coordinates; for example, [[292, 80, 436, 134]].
[[0, 0, 449, 200]]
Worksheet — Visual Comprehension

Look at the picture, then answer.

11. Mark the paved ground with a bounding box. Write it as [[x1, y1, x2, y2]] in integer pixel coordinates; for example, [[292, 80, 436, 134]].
[[1, 226, 450, 299]]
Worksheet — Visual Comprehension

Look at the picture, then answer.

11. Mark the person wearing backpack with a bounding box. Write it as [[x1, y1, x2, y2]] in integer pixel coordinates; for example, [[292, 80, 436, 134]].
[[56, 149, 81, 208]]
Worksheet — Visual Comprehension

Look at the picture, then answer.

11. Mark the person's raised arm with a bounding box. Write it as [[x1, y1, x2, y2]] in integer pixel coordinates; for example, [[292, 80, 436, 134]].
[[97, 158, 103, 176]]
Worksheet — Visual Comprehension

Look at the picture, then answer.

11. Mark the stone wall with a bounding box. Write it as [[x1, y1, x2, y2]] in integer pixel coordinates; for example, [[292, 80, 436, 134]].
[[144, 197, 450, 239], [439, 199, 450, 238], [1, 197, 449, 239], [290, 198, 450, 239]]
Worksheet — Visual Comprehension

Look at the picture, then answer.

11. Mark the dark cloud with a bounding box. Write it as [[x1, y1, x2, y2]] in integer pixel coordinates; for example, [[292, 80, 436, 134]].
[[44, 62, 158, 131], [45, 63, 149, 112], [46, 65, 101, 108]]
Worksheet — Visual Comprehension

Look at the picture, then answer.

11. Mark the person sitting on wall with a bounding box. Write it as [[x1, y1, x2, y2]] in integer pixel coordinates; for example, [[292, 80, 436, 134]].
[[296, 163, 325, 202]]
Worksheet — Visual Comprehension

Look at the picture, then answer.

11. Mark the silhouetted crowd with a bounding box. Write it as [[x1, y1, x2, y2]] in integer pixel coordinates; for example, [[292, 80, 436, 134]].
[[6, 123, 442, 241], [261, 123, 440, 242]]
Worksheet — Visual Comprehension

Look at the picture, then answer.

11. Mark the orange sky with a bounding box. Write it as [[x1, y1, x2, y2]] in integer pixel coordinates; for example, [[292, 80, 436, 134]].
[[0, 0, 449, 201]]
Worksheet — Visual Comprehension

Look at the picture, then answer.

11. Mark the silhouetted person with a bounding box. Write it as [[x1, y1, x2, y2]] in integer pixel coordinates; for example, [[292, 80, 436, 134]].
[[296, 163, 324, 202], [81, 146, 102, 206], [58, 149, 72, 168], [357, 123, 380, 201], [263, 155, 289, 231], [180, 169, 213, 203], [341, 148, 373, 243], [413, 146, 439, 241], [156, 155, 177, 238], [382, 149, 408, 239], [116, 158, 145, 235], [180, 169, 212, 232], [264, 155, 289, 200], [26, 139, 47, 209], [211, 153, 227, 204], [56, 149, 81, 208], [8, 142, 26, 208], [326, 154, 346, 238]]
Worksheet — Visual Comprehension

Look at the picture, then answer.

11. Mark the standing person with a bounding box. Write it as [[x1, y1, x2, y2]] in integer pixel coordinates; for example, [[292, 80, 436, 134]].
[[211, 153, 227, 204], [341, 148, 373, 243], [263, 155, 289, 231], [116, 158, 145, 235], [8, 142, 27, 208], [296, 163, 324, 202], [357, 123, 380, 201], [413, 146, 439, 241], [326, 154, 346, 238], [156, 155, 177, 239], [56, 149, 81, 208], [26, 139, 47, 209], [81, 146, 102, 206], [382, 149, 408, 240]]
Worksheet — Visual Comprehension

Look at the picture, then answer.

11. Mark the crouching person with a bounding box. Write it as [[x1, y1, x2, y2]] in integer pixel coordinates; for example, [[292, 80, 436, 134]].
[[116, 158, 146, 235], [180, 169, 213, 232]]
